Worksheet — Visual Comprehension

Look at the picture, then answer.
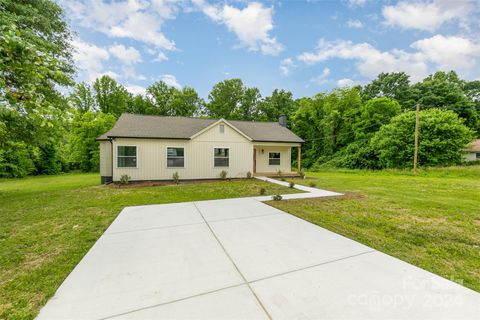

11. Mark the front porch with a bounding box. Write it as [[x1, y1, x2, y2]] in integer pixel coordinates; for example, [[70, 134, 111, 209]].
[[252, 143, 302, 176]]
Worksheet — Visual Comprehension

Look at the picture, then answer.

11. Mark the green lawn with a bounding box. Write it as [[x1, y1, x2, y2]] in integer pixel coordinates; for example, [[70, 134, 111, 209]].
[[0, 174, 296, 320], [269, 166, 480, 292]]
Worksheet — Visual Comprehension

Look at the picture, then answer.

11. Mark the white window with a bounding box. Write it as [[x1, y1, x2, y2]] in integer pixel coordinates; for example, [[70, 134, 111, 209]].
[[476, 152, 480, 160], [214, 148, 229, 167], [219, 124, 225, 133], [269, 152, 281, 165], [117, 146, 137, 168], [167, 147, 185, 168]]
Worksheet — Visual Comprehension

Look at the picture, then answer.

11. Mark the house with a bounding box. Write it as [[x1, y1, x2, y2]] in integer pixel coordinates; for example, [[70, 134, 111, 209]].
[[463, 139, 480, 162], [96, 114, 304, 183]]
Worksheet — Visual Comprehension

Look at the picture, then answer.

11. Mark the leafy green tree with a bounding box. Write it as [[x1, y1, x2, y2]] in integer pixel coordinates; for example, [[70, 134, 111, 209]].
[[371, 109, 474, 168], [93, 76, 131, 117], [412, 71, 480, 133], [258, 89, 296, 122], [362, 72, 414, 108], [354, 97, 401, 139], [0, 0, 74, 112], [206, 79, 260, 120], [145, 81, 203, 116], [70, 82, 96, 113], [68, 111, 117, 172]]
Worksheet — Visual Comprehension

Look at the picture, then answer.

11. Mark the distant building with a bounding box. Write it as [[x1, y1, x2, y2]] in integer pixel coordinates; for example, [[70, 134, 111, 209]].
[[463, 139, 480, 162]]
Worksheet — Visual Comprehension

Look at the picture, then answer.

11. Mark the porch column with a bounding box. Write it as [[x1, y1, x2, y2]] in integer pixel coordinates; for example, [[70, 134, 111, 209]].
[[297, 146, 301, 175]]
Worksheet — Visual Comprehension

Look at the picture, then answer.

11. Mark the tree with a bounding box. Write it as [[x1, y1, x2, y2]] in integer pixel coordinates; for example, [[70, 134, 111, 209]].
[[68, 111, 117, 172], [0, 0, 74, 177], [145, 81, 203, 116], [205, 79, 260, 120], [0, 0, 74, 112], [371, 109, 474, 168], [93, 76, 131, 117], [70, 82, 96, 113], [354, 97, 401, 139], [258, 89, 296, 122], [363, 72, 414, 108], [412, 71, 480, 133]]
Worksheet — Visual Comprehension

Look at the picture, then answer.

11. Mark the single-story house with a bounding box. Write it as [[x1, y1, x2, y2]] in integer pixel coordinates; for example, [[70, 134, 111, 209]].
[[96, 113, 304, 183], [463, 139, 480, 162]]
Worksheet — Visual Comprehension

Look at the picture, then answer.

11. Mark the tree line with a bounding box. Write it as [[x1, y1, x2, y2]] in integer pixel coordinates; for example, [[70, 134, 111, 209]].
[[1, 0, 479, 178]]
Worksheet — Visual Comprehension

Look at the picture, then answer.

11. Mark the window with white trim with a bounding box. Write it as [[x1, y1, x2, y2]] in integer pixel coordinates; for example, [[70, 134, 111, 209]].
[[214, 148, 229, 167], [167, 147, 185, 167], [117, 146, 137, 168], [269, 152, 281, 165]]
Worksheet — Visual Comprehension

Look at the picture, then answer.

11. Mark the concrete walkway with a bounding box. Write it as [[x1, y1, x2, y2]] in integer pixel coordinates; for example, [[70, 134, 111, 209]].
[[37, 179, 480, 319]]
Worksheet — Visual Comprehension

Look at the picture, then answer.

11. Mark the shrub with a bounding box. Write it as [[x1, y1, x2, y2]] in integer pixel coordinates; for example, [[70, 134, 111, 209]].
[[289, 181, 295, 188], [172, 172, 180, 184], [220, 170, 228, 179], [272, 194, 282, 201], [246, 171, 252, 179], [259, 187, 266, 195], [299, 169, 306, 179], [309, 182, 317, 188], [371, 109, 474, 168], [277, 170, 282, 177], [281, 177, 286, 181], [120, 174, 130, 185]]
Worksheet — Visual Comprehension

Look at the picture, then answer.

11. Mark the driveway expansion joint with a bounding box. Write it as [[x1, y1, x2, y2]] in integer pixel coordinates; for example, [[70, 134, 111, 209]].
[[193, 201, 273, 320]]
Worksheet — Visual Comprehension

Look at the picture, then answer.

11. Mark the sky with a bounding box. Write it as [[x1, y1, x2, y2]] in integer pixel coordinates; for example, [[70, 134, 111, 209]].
[[59, 0, 480, 99]]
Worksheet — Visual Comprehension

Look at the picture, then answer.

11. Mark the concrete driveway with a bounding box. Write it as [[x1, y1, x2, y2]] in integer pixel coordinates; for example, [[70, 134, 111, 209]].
[[38, 196, 480, 319]]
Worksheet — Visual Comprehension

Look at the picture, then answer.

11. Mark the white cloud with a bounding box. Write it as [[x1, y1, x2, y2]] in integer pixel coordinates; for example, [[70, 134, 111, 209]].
[[122, 66, 146, 81], [310, 67, 331, 85], [348, 0, 369, 6], [298, 35, 480, 82], [71, 38, 111, 81], [62, 0, 179, 50], [279, 58, 295, 76], [194, 1, 283, 55], [347, 19, 364, 28], [336, 78, 358, 87], [153, 52, 169, 62], [382, 0, 475, 32], [411, 35, 480, 71], [160, 74, 182, 89], [125, 84, 146, 95], [108, 44, 141, 65]]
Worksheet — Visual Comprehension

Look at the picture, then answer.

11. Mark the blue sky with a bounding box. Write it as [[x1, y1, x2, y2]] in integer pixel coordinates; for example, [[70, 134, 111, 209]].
[[60, 0, 480, 99]]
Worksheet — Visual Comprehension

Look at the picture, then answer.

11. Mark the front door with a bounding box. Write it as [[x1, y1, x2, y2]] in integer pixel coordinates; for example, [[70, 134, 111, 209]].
[[253, 148, 256, 173]]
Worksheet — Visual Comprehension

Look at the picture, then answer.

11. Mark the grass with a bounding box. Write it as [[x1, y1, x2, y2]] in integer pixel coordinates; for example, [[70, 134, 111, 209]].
[[270, 166, 480, 292], [0, 174, 296, 320]]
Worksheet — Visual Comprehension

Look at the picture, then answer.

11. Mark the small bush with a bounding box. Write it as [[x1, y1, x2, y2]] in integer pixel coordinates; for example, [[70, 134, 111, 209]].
[[281, 177, 286, 181], [220, 170, 228, 179], [289, 181, 295, 188], [172, 172, 180, 184], [246, 171, 252, 179], [309, 182, 316, 188], [259, 187, 266, 195], [120, 174, 130, 185], [277, 170, 282, 177], [272, 194, 282, 201], [300, 169, 306, 179]]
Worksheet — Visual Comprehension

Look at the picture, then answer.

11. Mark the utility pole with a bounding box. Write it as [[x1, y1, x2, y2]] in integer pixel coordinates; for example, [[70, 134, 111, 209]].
[[413, 104, 420, 175]]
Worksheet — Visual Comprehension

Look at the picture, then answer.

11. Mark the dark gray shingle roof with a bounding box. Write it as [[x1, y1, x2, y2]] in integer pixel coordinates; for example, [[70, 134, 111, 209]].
[[97, 113, 303, 143]]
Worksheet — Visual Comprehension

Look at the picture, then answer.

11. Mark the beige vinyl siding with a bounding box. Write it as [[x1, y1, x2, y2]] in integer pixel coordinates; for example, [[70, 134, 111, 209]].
[[99, 141, 112, 177], [254, 146, 292, 173], [112, 122, 253, 181], [463, 152, 478, 162]]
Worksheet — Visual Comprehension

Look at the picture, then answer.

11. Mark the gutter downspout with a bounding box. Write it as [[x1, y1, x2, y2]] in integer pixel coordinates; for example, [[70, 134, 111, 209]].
[[108, 138, 114, 184]]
